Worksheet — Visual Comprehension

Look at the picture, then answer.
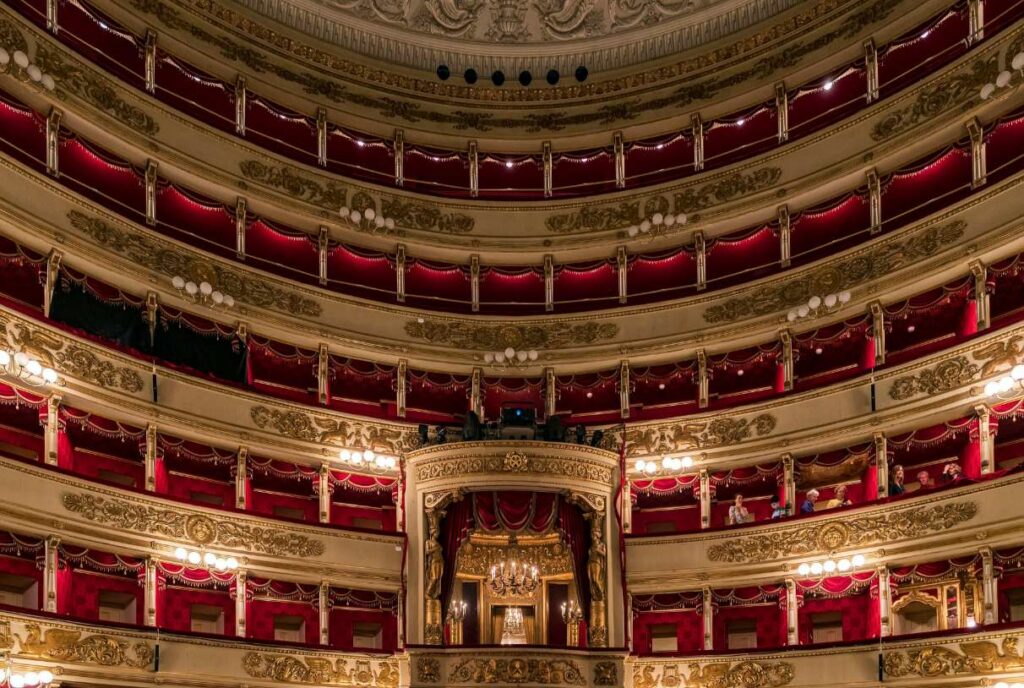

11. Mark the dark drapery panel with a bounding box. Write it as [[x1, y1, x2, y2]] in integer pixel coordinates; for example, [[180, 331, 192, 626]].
[[49, 276, 148, 351], [154, 310, 247, 382], [548, 582, 569, 646], [439, 497, 473, 616], [558, 499, 592, 621], [473, 491, 558, 534]]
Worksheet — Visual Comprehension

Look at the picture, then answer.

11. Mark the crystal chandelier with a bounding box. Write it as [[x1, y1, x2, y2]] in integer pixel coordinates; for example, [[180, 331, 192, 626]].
[[487, 558, 539, 597]]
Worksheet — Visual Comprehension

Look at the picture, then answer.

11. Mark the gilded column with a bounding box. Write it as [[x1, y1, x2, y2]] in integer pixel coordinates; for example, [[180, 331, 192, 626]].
[[235, 569, 247, 637], [471, 367, 483, 418], [397, 359, 408, 418], [144, 423, 158, 492], [316, 107, 327, 166], [586, 511, 609, 647], [317, 344, 329, 406], [43, 536, 59, 613], [470, 255, 480, 312], [43, 250, 61, 318], [423, 508, 444, 645], [319, 580, 330, 645], [864, 40, 879, 102], [780, 329, 794, 392], [877, 565, 891, 636], [617, 246, 628, 304], [971, 260, 991, 331], [42, 394, 61, 466], [975, 404, 994, 475], [144, 31, 156, 93], [981, 547, 996, 624], [613, 132, 625, 188], [867, 169, 881, 234], [701, 586, 713, 650], [785, 579, 798, 645], [968, 0, 983, 43], [468, 141, 479, 198], [870, 301, 886, 366], [874, 433, 888, 500], [699, 468, 711, 529], [318, 463, 331, 524], [775, 83, 788, 143], [235, 447, 249, 510], [778, 205, 791, 268], [543, 142, 553, 197], [967, 117, 986, 188], [782, 453, 795, 514], [145, 160, 158, 226], [697, 349, 709, 409], [695, 232, 707, 291], [396, 244, 407, 303], [619, 360, 630, 419], [144, 556, 158, 626], [691, 114, 704, 172], [46, 0, 57, 31], [45, 108, 61, 176], [394, 129, 404, 187], [318, 226, 329, 286], [235, 198, 247, 259], [234, 77, 246, 135], [544, 255, 554, 312], [545, 367, 556, 419]]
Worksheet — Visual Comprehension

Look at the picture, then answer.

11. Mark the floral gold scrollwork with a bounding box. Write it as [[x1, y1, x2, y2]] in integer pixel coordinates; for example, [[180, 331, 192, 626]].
[[888, 356, 979, 400], [456, 539, 573, 579], [704, 220, 966, 323], [707, 501, 976, 562], [62, 493, 325, 557], [405, 319, 618, 350], [416, 657, 441, 682], [883, 636, 1024, 677], [250, 406, 419, 454], [14, 623, 154, 668], [614, 413, 776, 457], [243, 652, 399, 685], [447, 657, 586, 684], [380, 197, 474, 234], [673, 168, 782, 214], [633, 660, 793, 688], [416, 455, 613, 483], [68, 212, 322, 317], [240, 160, 349, 210], [30, 44, 158, 135], [544, 197, 669, 235], [593, 661, 618, 686], [871, 55, 1000, 140]]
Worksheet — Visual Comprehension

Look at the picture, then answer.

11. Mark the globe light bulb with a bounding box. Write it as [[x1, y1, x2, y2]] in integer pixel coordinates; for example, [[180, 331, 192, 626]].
[[837, 558, 851, 572], [223, 295, 235, 307], [798, 563, 810, 576], [838, 290, 851, 303], [385, 218, 396, 230], [42, 368, 58, 383], [808, 295, 822, 309], [215, 558, 227, 571], [824, 294, 838, 308], [26, 64, 42, 81], [681, 456, 693, 468], [787, 310, 798, 322], [0, 350, 9, 367], [996, 70, 1012, 88], [1012, 364, 1024, 380], [484, 353, 494, 363], [13, 50, 29, 68], [504, 347, 515, 359], [985, 381, 999, 396], [175, 547, 188, 560], [517, 351, 528, 362], [350, 210, 362, 223], [10, 673, 25, 688], [172, 276, 185, 289], [187, 551, 201, 565], [26, 360, 42, 376], [340, 449, 351, 461], [652, 213, 664, 225], [981, 83, 996, 99], [185, 281, 198, 295], [797, 305, 810, 318], [212, 291, 224, 304], [823, 559, 837, 573], [495, 353, 506, 363], [364, 449, 375, 461], [204, 552, 217, 566], [627, 226, 639, 237], [636, 460, 646, 472], [528, 350, 539, 361], [0, 48, 8, 65], [38, 671, 53, 685], [226, 557, 239, 569], [199, 281, 213, 296], [339, 206, 349, 217], [364, 208, 376, 221], [1000, 376, 1015, 392], [640, 220, 651, 232], [851, 554, 865, 567], [810, 562, 823, 575], [14, 352, 28, 366], [664, 214, 676, 226], [1013, 51, 1024, 71]]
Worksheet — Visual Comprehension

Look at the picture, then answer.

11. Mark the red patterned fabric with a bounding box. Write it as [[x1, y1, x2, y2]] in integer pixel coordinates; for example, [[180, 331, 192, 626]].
[[329, 608, 398, 651], [788, 66, 867, 139], [403, 146, 470, 196], [551, 149, 616, 196], [326, 245, 397, 304], [478, 267, 545, 315], [481, 377, 544, 420], [0, 236, 45, 309], [713, 601, 783, 649], [155, 184, 236, 257], [793, 317, 872, 390], [329, 357, 396, 418], [473, 492, 558, 533], [0, 554, 43, 609], [630, 362, 699, 420], [634, 610, 703, 653], [705, 224, 780, 289], [405, 260, 472, 311], [406, 371, 470, 422], [247, 336, 318, 404], [986, 107, 1024, 185], [556, 370, 620, 422], [246, 220, 319, 284], [881, 146, 972, 230], [707, 344, 780, 408], [248, 598, 319, 643], [66, 568, 144, 625], [627, 249, 697, 304]]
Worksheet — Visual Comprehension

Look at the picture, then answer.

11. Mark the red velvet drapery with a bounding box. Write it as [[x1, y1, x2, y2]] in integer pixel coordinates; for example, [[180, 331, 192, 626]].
[[472, 492, 558, 534]]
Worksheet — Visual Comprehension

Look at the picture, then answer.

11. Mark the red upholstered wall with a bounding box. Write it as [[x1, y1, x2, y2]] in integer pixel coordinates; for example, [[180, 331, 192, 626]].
[[66, 569, 144, 625], [713, 603, 783, 649], [154, 55, 235, 130], [160, 586, 235, 634], [329, 608, 398, 651], [633, 610, 704, 653], [248, 599, 320, 644]]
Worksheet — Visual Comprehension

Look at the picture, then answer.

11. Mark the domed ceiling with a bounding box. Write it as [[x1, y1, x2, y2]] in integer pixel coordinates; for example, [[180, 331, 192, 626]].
[[233, 0, 801, 73]]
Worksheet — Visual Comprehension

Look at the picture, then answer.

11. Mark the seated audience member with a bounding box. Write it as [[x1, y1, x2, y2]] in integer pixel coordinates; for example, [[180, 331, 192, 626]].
[[939, 462, 962, 483], [728, 494, 752, 525], [770, 496, 787, 519], [889, 464, 906, 496], [824, 484, 852, 510], [916, 470, 936, 490], [800, 489, 819, 514]]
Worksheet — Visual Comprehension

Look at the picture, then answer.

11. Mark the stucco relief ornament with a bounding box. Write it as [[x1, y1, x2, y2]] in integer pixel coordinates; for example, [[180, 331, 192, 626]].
[[447, 657, 586, 684], [888, 356, 979, 400], [883, 637, 1024, 677], [15, 623, 154, 668]]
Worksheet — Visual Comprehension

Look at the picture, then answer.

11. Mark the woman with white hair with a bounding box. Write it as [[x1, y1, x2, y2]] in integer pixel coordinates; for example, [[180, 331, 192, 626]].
[[800, 489, 820, 514]]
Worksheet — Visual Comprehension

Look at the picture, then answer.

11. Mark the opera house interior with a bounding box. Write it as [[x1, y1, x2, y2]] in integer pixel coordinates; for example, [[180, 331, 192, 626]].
[[0, 0, 1023, 684]]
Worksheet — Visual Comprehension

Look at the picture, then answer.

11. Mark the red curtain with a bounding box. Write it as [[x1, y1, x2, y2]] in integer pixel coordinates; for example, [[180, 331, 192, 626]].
[[439, 497, 473, 614], [472, 492, 558, 534], [558, 499, 591, 624]]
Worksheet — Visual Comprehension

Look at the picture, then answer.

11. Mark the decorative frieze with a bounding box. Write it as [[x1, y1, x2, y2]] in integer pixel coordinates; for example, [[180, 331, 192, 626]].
[[447, 656, 585, 684], [883, 635, 1024, 677], [405, 319, 618, 350], [250, 406, 419, 454], [11, 620, 154, 668], [242, 652, 399, 686], [633, 660, 794, 688], [888, 356, 979, 400], [415, 449, 614, 484], [612, 413, 776, 457]]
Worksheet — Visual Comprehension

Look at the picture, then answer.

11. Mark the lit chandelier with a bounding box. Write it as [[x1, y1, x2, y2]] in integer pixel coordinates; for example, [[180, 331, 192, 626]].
[[487, 557, 539, 597]]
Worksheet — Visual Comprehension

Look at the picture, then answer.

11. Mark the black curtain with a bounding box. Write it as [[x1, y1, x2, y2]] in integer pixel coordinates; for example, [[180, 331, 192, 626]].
[[49, 279, 149, 352], [153, 312, 247, 382]]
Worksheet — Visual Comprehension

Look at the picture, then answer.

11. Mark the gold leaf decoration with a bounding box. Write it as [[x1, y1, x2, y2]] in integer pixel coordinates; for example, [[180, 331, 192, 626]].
[[634, 660, 794, 688], [447, 657, 586, 684], [883, 637, 1024, 677], [707, 502, 976, 562], [544, 197, 669, 235], [14, 623, 153, 668], [888, 356, 979, 400], [54, 346, 144, 393], [704, 220, 966, 323], [415, 452, 613, 483], [972, 335, 1024, 378], [593, 662, 618, 687], [240, 160, 348, 210], [62, 493, 325, 557], [416, 657, 441, 683], [673, 168, 782, 214], [242, 652, 399, 686], [405, 319, 618, 350], [68, 211, 322, 317], [612, 413, 776, 457], [870, 56, 999, 140], [250, 406, 420, 454]]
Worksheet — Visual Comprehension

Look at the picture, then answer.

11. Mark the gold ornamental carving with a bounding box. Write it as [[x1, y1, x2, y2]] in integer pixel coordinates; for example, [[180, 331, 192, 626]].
[[593, 662, 618, 686], [889, 356, 979, 400], [972, 336, 1024, 378], [415, 452, 613, 483], [447, 657, 586, 685], [456, 540, 573, 579], [13, 622, 154, 668], [707, 501, 976, 562], [672, 167, 782, 214], [633, 660, 794, 688], [883, 636, 1024, 677], [62, 493, 325, 557], [545, 197, 671, 235], [416, 657, 441, 683], [68, 211, 322, 317], [250, 406, 419, 453], [405, 319, 618, 351], [613, 413, 776, 457], [242, 652, 399, 686], [704, 220, 966, 323]]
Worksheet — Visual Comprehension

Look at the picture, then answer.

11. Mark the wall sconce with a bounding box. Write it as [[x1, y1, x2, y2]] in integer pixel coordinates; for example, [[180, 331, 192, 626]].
[[174, 547, 239, 571], [797, 553, 866, 577], [338, 448, 397, 470]]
